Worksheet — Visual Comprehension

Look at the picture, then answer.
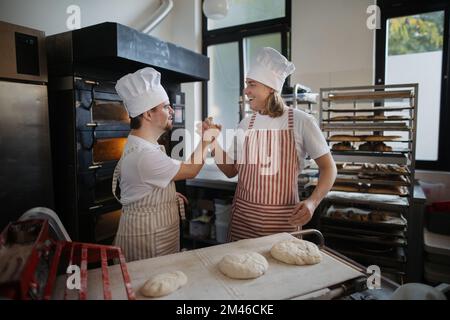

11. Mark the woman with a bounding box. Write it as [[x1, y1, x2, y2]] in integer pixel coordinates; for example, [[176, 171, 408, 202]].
[[213, 47, 337, 241]]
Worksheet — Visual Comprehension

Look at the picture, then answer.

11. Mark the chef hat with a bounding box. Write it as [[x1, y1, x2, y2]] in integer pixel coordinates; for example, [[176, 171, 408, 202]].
[[246, 47, 295, 93], [115, 67, 169, 118]]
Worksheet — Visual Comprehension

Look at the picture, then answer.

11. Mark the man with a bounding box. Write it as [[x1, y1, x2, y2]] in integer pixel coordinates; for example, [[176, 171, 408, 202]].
[[113, 67, 218, 261]]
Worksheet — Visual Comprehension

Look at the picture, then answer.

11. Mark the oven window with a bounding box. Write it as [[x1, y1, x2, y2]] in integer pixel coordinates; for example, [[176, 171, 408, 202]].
[[92, 100, 130, 124], [93, 137, 127, 163]]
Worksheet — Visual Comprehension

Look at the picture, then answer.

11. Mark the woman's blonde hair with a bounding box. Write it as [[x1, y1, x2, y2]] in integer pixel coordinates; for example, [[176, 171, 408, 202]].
[[260, 91, 285, 118]]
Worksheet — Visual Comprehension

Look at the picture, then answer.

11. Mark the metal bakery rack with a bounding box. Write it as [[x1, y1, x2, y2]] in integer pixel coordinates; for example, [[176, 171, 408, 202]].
[[317, 83, 419, 283]]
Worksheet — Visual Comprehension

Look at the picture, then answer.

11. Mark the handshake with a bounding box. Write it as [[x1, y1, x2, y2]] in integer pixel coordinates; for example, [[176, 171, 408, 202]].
[[197, 116, 222, 144]]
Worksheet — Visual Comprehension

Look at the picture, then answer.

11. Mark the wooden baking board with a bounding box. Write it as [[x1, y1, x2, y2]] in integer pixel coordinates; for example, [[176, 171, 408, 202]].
[[52, 233, 364, 300]]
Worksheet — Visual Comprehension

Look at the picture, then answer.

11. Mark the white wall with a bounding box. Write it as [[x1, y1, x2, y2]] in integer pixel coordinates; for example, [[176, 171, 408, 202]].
[[291, 0, 376, 93], [170, 0, 203, 154], [0, 0, 173, 40]]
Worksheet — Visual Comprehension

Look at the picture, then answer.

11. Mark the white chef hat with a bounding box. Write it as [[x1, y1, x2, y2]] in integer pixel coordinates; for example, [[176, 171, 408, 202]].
[[115, 67, 169, 118], [246, 47, 295, 93]]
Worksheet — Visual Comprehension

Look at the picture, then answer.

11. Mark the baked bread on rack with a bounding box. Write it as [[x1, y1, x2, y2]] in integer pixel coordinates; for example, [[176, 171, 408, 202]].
[[358, 142, 393, 152], [332, 142, 354, 151]]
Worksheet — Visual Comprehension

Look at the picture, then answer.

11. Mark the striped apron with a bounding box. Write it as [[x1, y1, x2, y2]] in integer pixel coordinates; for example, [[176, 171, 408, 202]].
[[112, 144, 183, 262], [229, 108, 300, 241]]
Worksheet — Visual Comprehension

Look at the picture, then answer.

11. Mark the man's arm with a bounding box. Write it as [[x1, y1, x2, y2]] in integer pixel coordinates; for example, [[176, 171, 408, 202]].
[[288, 152, 337, 226], [172, 140, 211, 181]]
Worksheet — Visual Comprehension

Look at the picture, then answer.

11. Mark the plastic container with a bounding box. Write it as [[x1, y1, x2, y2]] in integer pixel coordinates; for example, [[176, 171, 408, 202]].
[[214, 201, 231, 224], [419, 181, 449, 204], [215, 220, 229, 243]]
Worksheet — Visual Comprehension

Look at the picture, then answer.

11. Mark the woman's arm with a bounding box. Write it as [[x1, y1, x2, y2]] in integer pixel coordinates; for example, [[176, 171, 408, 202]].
[[288, 152, 337, 226], [213, 140, 238, 178]]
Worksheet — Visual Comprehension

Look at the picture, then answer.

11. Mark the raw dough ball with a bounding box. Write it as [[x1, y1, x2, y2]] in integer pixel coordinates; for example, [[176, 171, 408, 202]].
[[270, 239, 322, 265], [140, 271, 187, 297], [219, 252, 268, 279]]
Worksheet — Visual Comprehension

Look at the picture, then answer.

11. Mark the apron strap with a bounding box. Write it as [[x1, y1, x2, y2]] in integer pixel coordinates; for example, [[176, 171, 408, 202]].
[[111, 145, 139, 202], [176, 196, 186, 221], [111, 158, 122, 202], [248, 112, 257, 129], [288, 108, 294, 130]]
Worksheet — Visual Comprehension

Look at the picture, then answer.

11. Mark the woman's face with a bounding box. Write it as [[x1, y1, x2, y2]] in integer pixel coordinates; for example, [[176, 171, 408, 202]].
[[244, 78, 274, 112]]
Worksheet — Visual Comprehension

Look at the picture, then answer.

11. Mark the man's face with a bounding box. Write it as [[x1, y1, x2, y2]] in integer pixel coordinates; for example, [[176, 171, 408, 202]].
[[151, 101, 174, 131]]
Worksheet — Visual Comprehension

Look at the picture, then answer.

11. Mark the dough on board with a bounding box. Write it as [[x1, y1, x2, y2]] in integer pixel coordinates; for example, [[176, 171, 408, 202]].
[[270, 239, 322, 265], [140, 271, 187, 297], [219, 252, 268, 279]]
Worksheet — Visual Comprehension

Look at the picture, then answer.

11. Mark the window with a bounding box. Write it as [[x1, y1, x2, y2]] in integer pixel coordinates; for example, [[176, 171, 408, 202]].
[[202, 0, 291, 131], [376, 0, 450, 171], [207, 0, 286, 31]]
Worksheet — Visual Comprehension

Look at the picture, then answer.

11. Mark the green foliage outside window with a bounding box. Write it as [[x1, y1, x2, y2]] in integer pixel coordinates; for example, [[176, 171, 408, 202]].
[[388, 11, 444, 56]]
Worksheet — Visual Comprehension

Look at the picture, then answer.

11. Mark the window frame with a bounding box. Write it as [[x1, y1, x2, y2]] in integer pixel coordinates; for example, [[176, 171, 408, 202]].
[[201, 0, 292, 121], [376, 0, 450, 171]]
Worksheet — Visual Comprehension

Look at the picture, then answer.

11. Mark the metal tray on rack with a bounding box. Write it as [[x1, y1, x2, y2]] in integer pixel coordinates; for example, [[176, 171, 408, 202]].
[[323, 231, 406, 247], [322, 205, 407, 229], [320, 224, 406, 239], [334, 175, 410, 187], [331, 151, 409, 165], [336, 163, 410, 176], [325, 115, 411, 122], [331, 183, 409, 197], [322, 123, 409, 131], [324, 191, 410, 209], [329, 244, 407, 268], [323, 90, 413, 103], [322, 106, 414, 113]]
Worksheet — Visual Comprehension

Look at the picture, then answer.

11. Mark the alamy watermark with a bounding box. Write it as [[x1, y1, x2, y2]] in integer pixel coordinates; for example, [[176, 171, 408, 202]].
[[366, 5, 381, 30], [367, 265, 382, 290], [170, 127, 282, 176], [66, 5, 81, 30]]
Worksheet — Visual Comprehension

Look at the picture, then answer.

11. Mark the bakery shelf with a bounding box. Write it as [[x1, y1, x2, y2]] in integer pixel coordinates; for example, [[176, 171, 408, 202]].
[[319, 84, 418, 280]]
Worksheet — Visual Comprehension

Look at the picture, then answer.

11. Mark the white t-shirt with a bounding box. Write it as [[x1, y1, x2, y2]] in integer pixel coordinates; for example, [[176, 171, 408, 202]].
[[119, 135, 181, 205], [225, 107, 329, 170]]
